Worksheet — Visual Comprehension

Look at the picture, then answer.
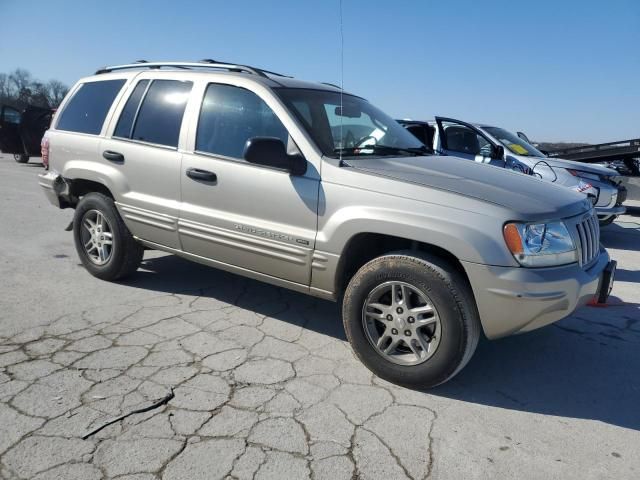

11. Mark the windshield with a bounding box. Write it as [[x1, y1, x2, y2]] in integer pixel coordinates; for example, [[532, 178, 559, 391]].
[[483, 126, 546, 158], [276, 88, 427, 158]]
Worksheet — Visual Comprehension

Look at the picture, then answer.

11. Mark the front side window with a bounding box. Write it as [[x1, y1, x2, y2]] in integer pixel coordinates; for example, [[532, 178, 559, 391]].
[[441, 122, 491, 156], [2, 107, 21, 124], [483, 126, 545, 157], [123, 79, 192, 148], [57, 79, 126, 135], [196, 83, 288, 159], [277, 88, 426, 158]]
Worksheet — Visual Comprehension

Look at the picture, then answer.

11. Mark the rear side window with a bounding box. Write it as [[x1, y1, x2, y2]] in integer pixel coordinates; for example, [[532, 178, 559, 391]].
[[124, 80, 192, 148], [196, 83, 288, 159], [113, 80, 149, 138], [56, 80, 125, 135]]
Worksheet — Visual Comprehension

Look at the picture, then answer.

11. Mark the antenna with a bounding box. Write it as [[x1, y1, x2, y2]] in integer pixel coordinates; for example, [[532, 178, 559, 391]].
[[339, 0, 344, 162]]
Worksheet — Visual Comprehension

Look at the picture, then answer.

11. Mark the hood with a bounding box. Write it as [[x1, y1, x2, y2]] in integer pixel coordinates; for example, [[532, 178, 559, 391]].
[[346, 155, 591, 220], [537, 156, 619, 177], [507, 152, 617, 177]]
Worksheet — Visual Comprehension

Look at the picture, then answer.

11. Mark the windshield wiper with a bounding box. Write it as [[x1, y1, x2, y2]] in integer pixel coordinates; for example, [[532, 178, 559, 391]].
[[334, 144, 430, 157]]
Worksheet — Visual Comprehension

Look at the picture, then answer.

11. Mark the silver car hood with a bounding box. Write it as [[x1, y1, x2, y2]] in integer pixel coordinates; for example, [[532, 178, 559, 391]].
[[523, 155, 618, 177], [347, 155, 590, 219]]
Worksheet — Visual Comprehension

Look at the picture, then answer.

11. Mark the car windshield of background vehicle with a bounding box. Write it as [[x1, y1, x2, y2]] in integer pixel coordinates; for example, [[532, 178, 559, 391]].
[[276, 88, 427, 158], [484, 126, 546, 158]]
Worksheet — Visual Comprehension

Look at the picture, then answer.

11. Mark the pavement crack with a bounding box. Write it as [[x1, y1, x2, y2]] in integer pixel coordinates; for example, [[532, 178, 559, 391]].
[[81, 388, 175, 439]]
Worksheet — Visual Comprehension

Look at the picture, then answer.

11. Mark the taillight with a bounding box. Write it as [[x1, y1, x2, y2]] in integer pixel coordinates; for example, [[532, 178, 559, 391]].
[[41, 137, 50, 170]]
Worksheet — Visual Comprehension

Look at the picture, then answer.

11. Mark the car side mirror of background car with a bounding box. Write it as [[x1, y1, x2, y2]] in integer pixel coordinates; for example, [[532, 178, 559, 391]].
[[243, 137, 307, 176], [491, 145, 505, 160], [517, 131, 531, 144]]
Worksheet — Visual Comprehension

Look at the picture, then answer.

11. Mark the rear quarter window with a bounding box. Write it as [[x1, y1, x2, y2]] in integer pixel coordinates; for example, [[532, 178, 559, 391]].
[[56, 79, 126, 135]]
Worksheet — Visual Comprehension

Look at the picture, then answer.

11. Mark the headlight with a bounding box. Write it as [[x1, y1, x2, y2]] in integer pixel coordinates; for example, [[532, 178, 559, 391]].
[[503, 221, 577, 267], [567, 169, 601, 182]]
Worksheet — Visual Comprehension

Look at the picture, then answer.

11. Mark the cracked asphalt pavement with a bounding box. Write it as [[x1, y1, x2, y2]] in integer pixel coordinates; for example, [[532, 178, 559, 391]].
[[1, 154, 639, 479]]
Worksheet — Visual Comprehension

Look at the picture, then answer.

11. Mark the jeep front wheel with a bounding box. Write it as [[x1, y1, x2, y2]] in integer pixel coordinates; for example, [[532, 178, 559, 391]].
[[342, 251, 480, 388], [73, 192, 143, 280]]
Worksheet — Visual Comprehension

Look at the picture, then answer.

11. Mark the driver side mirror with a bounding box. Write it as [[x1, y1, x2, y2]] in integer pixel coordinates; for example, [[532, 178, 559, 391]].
[[491, 145, 505, 160], [243, 137, 307, 176]]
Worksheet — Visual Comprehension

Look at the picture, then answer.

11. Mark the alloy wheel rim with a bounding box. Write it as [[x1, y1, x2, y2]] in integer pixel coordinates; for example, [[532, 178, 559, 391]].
[[362, 281, 441, 366], [80, 209, 114, 265]]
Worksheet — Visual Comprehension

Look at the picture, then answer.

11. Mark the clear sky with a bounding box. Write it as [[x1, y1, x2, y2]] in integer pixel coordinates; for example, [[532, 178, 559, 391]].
[[1, 0, 638, 143]]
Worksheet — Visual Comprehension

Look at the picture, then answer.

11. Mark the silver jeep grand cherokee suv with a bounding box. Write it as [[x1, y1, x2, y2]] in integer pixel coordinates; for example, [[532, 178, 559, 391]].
[[38, 61, 616, 387]]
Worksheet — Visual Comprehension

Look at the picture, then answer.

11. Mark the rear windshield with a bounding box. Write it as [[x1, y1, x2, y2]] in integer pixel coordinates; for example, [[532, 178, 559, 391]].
[[56, 79, 126, 135]]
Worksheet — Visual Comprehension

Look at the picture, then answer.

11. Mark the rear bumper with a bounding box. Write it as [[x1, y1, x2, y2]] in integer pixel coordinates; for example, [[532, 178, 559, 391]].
[[38, 171, 65, 208], [462, 249, 611, 339]]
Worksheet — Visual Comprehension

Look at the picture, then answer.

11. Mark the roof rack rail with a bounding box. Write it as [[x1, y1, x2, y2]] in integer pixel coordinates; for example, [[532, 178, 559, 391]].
[[94, 61, 271, 77], [320, 82, 342, 89], [199, 59, 291, 78]]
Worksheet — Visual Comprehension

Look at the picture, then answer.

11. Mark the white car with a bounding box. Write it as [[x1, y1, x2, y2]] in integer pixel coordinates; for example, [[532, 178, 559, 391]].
[[400, 117, 627, 225]]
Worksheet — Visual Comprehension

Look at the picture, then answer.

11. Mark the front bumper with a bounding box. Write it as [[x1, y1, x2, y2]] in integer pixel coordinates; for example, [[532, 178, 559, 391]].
[[595, 204, 626, 218], [462, 249, 611, 339], [594, 183, 626, 219]]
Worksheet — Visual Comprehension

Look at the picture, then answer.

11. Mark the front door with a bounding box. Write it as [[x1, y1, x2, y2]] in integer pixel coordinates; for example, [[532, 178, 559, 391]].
[[435, 116, 505, 167], [179, 82, 319, 285], [100, 77, 193, 249], [0, 106, 23, 154]]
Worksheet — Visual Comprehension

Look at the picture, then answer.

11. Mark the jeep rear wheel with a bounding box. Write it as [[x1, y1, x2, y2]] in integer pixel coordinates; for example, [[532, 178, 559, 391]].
[[342, 251, 480, 388], [14, 154, 29, 163], [73, 192, 143, 280]]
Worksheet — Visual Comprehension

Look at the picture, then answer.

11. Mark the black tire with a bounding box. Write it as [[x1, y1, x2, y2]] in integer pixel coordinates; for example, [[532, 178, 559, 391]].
[[14, 154, 29, 163], [73, 192, 143, 281], [599, 216, 616, 227], [342, 250, 481, 388]]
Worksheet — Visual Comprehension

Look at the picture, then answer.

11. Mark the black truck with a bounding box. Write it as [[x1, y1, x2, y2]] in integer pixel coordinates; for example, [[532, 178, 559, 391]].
[[0, 104, 54, 163]]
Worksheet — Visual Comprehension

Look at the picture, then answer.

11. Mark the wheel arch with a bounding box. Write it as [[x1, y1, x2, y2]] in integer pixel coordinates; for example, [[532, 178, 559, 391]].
[[60, 161, 127, 207], [334, 232, 472, 297]]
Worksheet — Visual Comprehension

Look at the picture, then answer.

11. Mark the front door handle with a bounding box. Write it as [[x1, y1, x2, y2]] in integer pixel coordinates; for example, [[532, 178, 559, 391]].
[[186, 168, 217, 182], [103, 150, 124, 163]]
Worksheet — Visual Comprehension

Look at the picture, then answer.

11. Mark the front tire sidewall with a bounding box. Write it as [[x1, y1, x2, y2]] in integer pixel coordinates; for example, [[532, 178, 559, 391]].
[[343, 256, 471, 388], [73, 194, 126, 280]]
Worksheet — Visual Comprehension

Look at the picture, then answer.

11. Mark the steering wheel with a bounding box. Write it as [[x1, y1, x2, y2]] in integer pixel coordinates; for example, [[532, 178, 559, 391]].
[[479, 144, 493, 157], [354, 135, 378, 149]]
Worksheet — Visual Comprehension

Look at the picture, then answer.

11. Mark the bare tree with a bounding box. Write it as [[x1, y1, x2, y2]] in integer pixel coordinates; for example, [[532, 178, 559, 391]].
[[46, 79, 68, 106], [9, 69, 32, 96], [29, 82, 50, 107], [0, 73, 11, 104], [0, 69, 69, 109]]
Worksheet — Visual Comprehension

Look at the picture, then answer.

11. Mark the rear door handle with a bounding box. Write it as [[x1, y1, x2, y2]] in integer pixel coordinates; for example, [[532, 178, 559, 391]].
[[103, 150, 124, 163], [186, 168, 217, 182]]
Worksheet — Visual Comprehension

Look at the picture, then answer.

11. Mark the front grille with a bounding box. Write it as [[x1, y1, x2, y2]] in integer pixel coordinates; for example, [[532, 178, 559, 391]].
[[575, 212, 600, 267]]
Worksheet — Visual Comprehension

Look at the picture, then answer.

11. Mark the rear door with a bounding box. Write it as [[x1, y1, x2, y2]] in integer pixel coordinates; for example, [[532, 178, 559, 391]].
[[100, 76, 193, 249], [0, 106, 23, 154], [179, 81, 319, 285], [435, 116, 505, 167]]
